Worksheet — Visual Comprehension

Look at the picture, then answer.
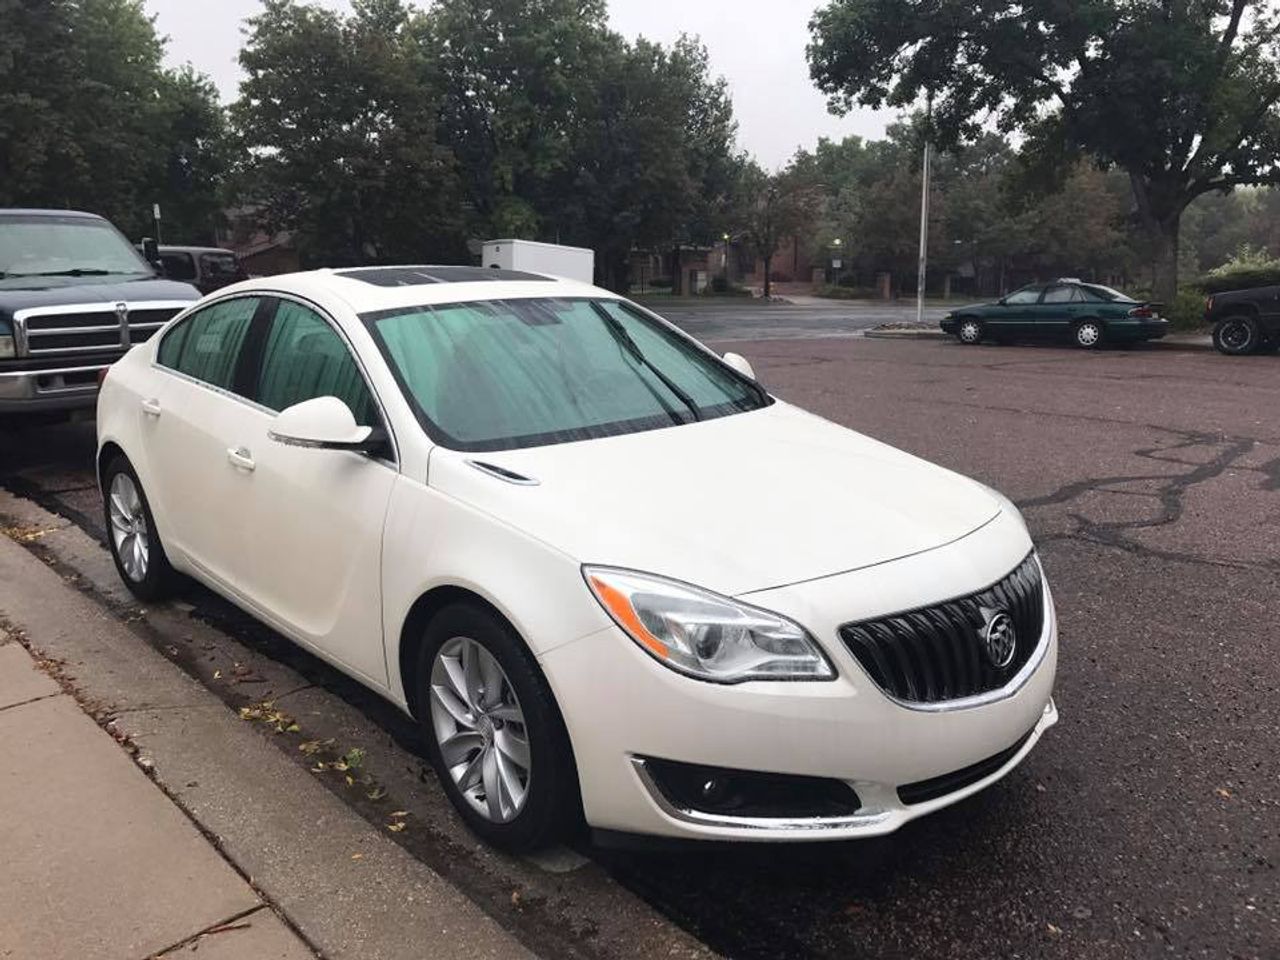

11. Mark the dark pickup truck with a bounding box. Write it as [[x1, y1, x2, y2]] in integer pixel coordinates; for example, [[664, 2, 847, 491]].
[[1205, 286, 1280, 355], [0, 209, 201, 415]]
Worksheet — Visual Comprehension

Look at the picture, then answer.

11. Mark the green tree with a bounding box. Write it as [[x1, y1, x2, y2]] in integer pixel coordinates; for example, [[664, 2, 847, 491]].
[[232, 0, 467, 266], [735, 163, 818, 297], [809, 0, 1280, 304], [0, 0, 224, 241]]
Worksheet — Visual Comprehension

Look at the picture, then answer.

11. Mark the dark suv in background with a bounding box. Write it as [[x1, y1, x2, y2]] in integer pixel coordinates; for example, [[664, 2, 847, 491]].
[[1204, 287, 1280, 355], [0, 209, 200, 416]]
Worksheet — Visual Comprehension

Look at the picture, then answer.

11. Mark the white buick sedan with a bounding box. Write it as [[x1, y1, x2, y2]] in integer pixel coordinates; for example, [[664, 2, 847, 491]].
[[97, 266, 1058, 850]]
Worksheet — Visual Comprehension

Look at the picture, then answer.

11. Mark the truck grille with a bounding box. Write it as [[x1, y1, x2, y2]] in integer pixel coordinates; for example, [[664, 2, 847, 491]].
[[17, 303, 188, 357], [838, 553, 1044, 704]]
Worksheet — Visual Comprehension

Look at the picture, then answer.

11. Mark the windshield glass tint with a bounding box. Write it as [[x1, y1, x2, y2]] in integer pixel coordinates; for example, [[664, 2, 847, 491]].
[[0, 216, 151, 280], [368, 298, 768, 451]]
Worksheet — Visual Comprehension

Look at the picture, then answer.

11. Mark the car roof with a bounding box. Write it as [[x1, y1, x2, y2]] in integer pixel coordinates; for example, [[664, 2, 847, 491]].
[[217, 265, 613, 315]]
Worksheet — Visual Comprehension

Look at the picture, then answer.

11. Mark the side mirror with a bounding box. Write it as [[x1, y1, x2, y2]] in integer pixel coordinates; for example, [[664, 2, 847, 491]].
[[268, 396, 386, 454], [141, 237, 162, 273], [722, 351, 756, 381]]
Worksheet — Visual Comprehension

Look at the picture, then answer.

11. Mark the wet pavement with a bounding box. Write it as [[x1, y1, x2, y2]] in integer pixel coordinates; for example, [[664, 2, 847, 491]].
[[1, 326, 1276, 960]]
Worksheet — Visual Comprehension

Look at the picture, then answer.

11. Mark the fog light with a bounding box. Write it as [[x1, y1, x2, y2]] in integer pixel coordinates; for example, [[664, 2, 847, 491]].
[[640, 756, 860, 819]]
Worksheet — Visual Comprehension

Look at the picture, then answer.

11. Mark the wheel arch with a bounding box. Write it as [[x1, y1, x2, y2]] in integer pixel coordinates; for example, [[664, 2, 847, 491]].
[[96, 440, 127, 492], [398, 584, 528, 720]]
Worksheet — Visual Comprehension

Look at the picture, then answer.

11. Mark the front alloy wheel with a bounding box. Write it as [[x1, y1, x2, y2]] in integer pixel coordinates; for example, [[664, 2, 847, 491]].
[[957, 319, 983, 344], [429, 636, 531, 823], [415, 603, 578, 851], [1074, 320, 1103, 349]]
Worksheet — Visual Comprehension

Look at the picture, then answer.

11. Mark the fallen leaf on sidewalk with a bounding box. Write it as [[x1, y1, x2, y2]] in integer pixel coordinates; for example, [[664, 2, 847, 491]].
[[387, 822, 406, 833], [366, 786, 387, 801], [351, 852, 364, 860], [299, 738, 334, 755]]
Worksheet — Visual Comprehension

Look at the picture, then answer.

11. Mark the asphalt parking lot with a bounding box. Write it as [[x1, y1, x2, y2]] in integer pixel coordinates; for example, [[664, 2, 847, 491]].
[[1, 316, 1276, 959]]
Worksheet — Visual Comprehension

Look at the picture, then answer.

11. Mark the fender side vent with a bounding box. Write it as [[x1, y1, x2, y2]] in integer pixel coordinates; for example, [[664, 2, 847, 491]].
[[467, 460, 539, 486]]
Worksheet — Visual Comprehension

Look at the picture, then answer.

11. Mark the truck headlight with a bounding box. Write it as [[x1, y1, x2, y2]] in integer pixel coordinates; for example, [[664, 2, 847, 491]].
[[584, 566, 835, 683]]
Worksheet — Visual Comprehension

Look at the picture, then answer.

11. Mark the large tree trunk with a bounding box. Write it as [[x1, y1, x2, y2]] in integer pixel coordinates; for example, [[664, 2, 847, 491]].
[[1129, 173, 1182, 305]]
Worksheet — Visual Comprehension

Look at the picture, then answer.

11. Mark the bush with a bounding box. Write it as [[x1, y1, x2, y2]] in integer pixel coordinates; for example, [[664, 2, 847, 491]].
[[1196, 245, 1280, 293], [648, 276, 673, 289], [701, 279, 751, 297], [837, 273, 862, 288], [815, 284, 876, 300], [1165, 287, 1208, 331]]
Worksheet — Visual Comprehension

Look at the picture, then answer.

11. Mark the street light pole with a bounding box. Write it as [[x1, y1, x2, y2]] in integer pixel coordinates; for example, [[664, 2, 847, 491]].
[[916, 93, 932, 326]]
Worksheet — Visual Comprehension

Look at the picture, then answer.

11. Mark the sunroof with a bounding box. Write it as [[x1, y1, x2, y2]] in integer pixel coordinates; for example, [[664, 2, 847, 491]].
[[334, 266, 553, 287]]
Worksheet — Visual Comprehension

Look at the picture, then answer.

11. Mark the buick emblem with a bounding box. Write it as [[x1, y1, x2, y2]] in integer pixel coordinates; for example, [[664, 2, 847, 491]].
[[115, 302, 129, 324], [979, 607, 1017, 669]]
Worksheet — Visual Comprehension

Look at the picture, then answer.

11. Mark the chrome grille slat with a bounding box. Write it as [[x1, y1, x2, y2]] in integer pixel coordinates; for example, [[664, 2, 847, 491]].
[[15, 302, 186, 357], [839, 553, 1044, 705]]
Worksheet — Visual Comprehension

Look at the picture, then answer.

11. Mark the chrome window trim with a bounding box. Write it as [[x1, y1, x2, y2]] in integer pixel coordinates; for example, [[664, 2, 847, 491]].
[[150, 289, 401, 469], [838, 553, 1052, 714]]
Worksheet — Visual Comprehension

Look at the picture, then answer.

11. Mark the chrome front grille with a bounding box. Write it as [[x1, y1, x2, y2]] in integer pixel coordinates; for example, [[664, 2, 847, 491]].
[[838, 553, 1044, 705], [15, 302, 188, 357]]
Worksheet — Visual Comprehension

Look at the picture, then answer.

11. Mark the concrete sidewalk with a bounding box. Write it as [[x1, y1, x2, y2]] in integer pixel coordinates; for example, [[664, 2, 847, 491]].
[[0, 518, 536, 960], [0, 633, 316, 960]]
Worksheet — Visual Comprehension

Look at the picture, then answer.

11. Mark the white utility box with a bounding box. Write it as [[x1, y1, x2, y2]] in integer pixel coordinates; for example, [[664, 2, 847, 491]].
[[482, 239, 595, 285]]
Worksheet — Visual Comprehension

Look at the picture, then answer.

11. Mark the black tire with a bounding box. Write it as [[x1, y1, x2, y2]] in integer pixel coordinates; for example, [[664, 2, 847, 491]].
[[415, 602, 579, 852], [1213, 315, 1261, 356], [1073, 319, 1105, 349], [101, 455, 179, 602], [955, 318, 983, 345]]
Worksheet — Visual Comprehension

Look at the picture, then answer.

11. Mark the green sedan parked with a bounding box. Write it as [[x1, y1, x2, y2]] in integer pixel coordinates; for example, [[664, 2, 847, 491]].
[[941, 279, 1169, 349]]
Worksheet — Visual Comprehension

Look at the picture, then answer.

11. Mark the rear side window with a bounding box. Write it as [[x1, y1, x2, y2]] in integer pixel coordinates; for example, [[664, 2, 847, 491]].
[[256, 300, 378, 426], [157, 297, 259, 390], [160, 252, 196, 281], [1042, 285, 1082, 303]]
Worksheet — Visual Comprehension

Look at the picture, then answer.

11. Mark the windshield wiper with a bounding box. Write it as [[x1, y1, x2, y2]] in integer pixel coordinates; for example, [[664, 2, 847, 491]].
[[4, 268, 133, 278], [589, 302, 701, 423]]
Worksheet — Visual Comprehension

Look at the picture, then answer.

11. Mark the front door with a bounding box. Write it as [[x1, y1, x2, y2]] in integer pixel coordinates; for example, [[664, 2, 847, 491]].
[[991, 285, 1044, 337], [232, 297, 397, 687]]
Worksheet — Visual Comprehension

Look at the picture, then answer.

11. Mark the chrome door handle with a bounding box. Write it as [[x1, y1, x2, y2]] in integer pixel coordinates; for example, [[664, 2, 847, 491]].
[[226, 447, 256, 472], [140, 397, 162, 417]]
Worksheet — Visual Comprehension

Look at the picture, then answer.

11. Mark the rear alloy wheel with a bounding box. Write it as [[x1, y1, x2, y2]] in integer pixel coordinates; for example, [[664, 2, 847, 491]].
[[416, 603, 578, 851], [1074, 320, 1104, 349], [102, 456, 179, 601], [1213, 315, 1260, 356], [956, 319, 983, 345]]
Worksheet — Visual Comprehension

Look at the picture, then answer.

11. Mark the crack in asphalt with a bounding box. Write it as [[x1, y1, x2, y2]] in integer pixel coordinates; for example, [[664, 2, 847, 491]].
[[1017, 431, 1266, 571]]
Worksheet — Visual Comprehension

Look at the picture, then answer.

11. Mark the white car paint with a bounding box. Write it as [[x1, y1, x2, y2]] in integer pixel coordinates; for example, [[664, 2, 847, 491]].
[[97, 268, 1057, 843]]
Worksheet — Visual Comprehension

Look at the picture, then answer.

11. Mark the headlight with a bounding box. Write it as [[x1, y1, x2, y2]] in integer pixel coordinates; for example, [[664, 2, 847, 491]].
[[0, 330, 13, 359], [583, 566, 835, 683]]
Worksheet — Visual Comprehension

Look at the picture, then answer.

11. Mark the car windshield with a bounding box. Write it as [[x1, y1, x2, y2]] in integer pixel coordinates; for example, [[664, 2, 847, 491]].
[[1080, 283, 1136, 302], [366, 297, 770, 451], [0, 215, 152, 285]]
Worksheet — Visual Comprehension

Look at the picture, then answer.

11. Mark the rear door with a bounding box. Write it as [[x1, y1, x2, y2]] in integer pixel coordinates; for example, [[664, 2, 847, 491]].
[[1037, 284, 1083, 338], [144, 295, 271, 587], [231, 296, 398, 687]]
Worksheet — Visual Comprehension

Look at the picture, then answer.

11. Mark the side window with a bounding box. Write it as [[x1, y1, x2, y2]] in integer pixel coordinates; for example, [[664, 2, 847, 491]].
[[156, 297, 259, 390], [1004, 287, 1043, 305], [1042, 285, 1081, 303], [160, 252, 196, 281], [256, 300, 378, 426]]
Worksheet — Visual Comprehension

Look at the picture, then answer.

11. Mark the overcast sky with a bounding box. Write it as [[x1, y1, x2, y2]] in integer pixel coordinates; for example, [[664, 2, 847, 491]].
[[145, 0, 891, 169]]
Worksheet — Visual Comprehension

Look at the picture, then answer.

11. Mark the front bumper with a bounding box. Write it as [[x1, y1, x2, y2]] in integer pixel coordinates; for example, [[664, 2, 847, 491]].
[[541, 512, 1059, 841], [0, 362, 106, 413]]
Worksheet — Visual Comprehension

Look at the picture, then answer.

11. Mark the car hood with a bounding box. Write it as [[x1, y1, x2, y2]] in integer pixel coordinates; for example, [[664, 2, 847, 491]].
[[0, 277, 200, 325], [427, 401, 1003, 596]]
